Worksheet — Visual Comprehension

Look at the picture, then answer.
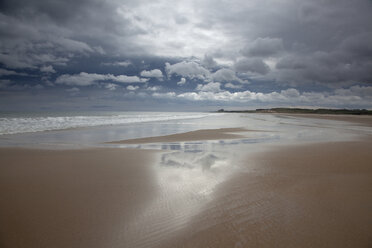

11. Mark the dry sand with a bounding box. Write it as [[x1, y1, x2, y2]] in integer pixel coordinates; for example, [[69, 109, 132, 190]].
[[281, 113, 372, 126], [107, 127, 247, 144], [0, 148, 157, 248]]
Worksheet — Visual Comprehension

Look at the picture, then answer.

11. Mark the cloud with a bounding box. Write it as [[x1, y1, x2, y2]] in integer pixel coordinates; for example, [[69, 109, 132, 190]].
[[146, 86, 162, 91], [241, 37, 283, 57], [177, 87, 359, 107], [1, 0, 372, 110], [177, 77, 186, 85], [224, 83, 243, 89], [0, 50, 69, 69], [0, 53, 37, 69], [196, 82, 221, 93], [114, 75, 148, 83], [56, 73, 107, 86], [165, 61, 210, 80], [276, 56, 306, 70], [140, 85, 370, 109], [55, 72, 148, 86], [40, 65, 56, 73], [201, 54, 218, 69], [234, 58, 270, 75], [66, 87, 80, 92], [140, 69, 163, 79], [102, 60, 132, 67], [53, 37, 93, 53], [280, 88, 301, 98], [105, 83, 117, 91], [65, 87, 80, 96], [152, 92, 176, 99], [212, 68, 244, 83], [0, 68, 19, 76], [335, 85, 372, 98], [127, 85, 139, 91]]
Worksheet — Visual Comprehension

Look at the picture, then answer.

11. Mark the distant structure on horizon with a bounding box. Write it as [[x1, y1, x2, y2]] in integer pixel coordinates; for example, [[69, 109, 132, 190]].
[[217, 108, 372, 115]]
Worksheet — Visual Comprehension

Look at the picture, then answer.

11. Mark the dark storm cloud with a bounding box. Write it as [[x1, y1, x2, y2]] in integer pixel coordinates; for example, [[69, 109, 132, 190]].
[[0, 0, 372, 110], [234, 58, 270, 75], [196, 0, 372, 85], [0, 0, 151, 70], [1, 0, 372, 84], [240, 38, 284, 57]]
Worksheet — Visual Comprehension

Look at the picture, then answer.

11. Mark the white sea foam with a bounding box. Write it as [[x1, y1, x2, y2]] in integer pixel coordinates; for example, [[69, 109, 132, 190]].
[[0, 112, 218, 135]]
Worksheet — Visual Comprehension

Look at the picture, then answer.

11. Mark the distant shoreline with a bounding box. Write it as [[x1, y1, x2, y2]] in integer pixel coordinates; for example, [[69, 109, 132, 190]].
[[216, 108, 372, 115]]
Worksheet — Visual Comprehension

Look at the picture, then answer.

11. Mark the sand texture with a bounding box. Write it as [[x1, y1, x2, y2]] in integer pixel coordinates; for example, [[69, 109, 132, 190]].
[[159, 140, 372, 248], [108, 127, 247, 144], [0, 148, 156, 248], [1, 115, 371, 248], [281, 113, 372, 126]]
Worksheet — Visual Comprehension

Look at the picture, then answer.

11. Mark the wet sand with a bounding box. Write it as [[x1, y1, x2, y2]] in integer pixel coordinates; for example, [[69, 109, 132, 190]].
[[1, 115, 371, 248], [161, 140, 372, 248], [0, 148, 157, 248], [108, 127, 247, 144]]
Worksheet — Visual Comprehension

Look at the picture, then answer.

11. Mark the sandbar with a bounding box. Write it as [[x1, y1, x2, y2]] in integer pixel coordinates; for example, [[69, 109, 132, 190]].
[[108, 127, 248, 144]]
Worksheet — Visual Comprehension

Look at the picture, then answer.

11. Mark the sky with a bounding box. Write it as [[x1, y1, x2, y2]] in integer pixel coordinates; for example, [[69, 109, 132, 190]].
[[0, 0, 372, 111]]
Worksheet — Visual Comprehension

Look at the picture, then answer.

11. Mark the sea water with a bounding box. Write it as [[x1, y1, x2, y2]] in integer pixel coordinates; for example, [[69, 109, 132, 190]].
[[0, 111, 229, 148], [0, 111, 367, 149], [0, 111, 218, 135]]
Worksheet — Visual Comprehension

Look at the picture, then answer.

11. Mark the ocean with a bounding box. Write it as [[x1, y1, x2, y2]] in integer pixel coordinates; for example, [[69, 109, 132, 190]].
[[0, 111, 218, 135], [0, 111, 366, 149]]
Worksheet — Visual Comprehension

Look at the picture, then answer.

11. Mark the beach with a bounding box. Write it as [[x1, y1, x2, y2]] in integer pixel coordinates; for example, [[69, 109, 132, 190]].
[[160, 139, 372, 248], [0, 148, 157, 248], [0, 113, 371, 247]]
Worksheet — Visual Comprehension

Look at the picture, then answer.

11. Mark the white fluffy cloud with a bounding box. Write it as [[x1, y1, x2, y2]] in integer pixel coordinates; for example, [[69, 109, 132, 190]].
[[165, 61, 210, 80], [114, 75, 148, 83], [152, 92, 176, 99], [177, 77, 186, 85], [178, 88, 301, 103], [40, 65, 56, 73], [140, 69, 163, 79], [146, 86, 162, 91], [165, 61, 246, 84], [127, 85, 139, 91], [196, 82, 221, 93], [105, 83, 117, 91], [147, 85, 372, 108], [56, 73, 107, 86], [55, 72, 148, 86]]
